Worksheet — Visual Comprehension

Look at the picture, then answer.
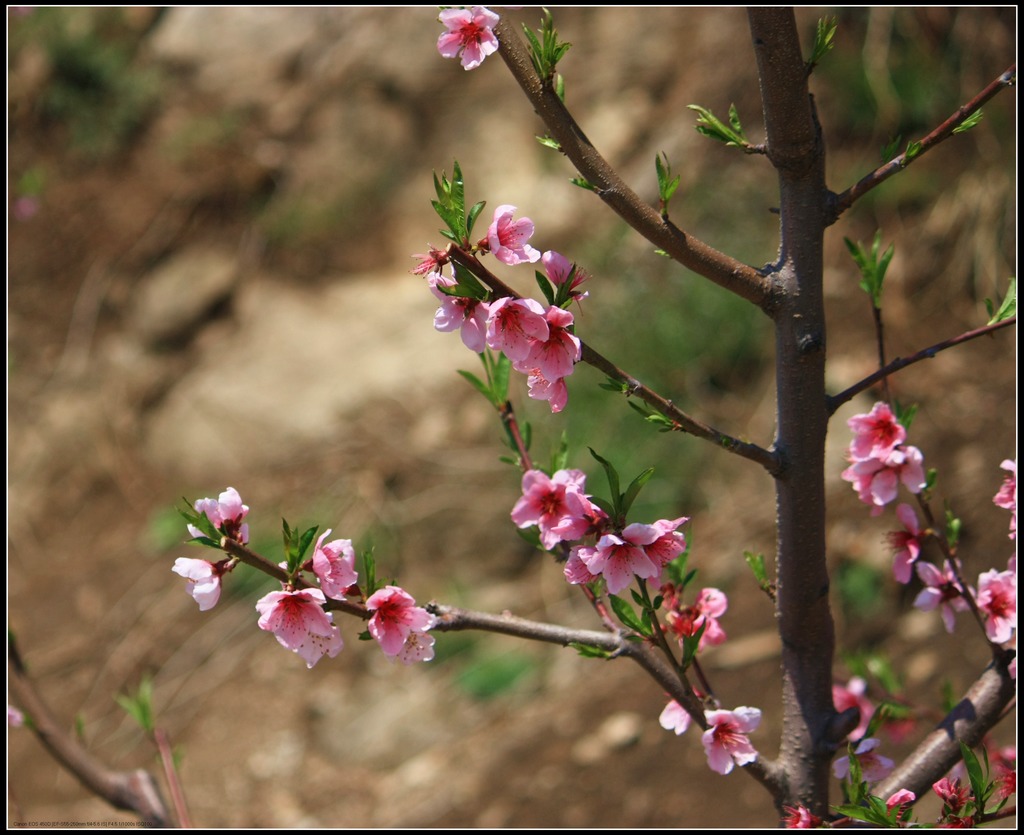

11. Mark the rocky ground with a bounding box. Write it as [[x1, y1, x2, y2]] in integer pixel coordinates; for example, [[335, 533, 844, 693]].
[[7, 8, 1016, 828]]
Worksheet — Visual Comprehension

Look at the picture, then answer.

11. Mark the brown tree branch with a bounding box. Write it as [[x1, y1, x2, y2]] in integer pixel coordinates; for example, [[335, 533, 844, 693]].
[[493, 17, 774, 312], [872, 650, 1016, 802], [8, 636, 172, 828], [831, 64, 1016, 219], [827, 316, 1015, 414], [446, 244, 781, 473], [748, 7, 839, 816]]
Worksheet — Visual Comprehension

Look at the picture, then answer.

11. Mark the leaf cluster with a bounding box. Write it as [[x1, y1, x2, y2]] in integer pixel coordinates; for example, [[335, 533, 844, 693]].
[[844, 230, 894, 310], [432, 160, 486, 244]]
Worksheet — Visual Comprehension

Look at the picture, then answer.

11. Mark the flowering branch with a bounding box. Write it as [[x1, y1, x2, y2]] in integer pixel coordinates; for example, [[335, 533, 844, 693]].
[[871, 653, 1016, 803], [446, 244, 781, 473], [492, 17, 774, 312], [427, 600, 783, 800], [8, 636, 171, 828], [827, 316, 1016, 415], [831, 64, 1016, 219]]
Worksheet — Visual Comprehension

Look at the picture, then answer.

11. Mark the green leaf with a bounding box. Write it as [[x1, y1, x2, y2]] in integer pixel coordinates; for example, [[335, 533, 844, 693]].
[[589, 448, 621, 516], [297, 525, 319, 563], [534, 269, 556, 307], [687, 104, 750, 149], [608, 594, 651, 636], [952, 108, 984, 134], [960, 742, 986, 806], [621, 467, 655, 516], [490, 350, 511, 404], [743, 551, 768, 587], [844, 231, 894, 309], [536, 134, 561, 151], [458, 369, 494, 404], [522, 9, 572, 85], [550, 431, 570, 472], [807, 15, 838, 68], [945, 510, 962, 547], [986, 276, 1016, 324], [570, 176, 596, 191], [655, 152, 681, 217], [680, 621, 706, 666], [904, 140, 923, 161], [571, 642, 615, 659], [361, 547, 378, 597], [466, 200, 486, 238], [880, 134, 902, 163], [115, 675, 155, 734]]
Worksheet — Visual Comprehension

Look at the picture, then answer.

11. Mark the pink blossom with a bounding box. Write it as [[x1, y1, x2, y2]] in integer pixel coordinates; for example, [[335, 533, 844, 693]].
[[658, 700, 692, 736], [914, 561, 971, 633], [430, 274, 491, 352], [847, 402, 906, 461], [933, 777, 971, 815], [395, 630, 436, 665], [781, 805, 823, 828], [578, 527, 663, 595], [563, 545, 599, 585], [832, 676, 874, 741], [640, 517, 689, 568], [663, 585, 728, 651], [842, 445, 926, 515], [437, 6, 500, 71], [190, 487, 249, 544], [511, 469, 600, 549], [365, 585, 434, 658], [541, 250, 589, 299], [516, 305, 581, 382], [993, 459, 1016, 540], [255, 588, 344, 668], [311, 530, 358, 600], [702, 706, 761, 775], [487, 204, 542, 265], [525, 369, 569, 413], [976, 567, 1016, 644], [172, 557, 225, 611], [885, 789, 916, 822], [485, 296, 548, 361], [833, 737, 894, 782], [8, 705, 25, 728], [887, 503, 924, 584], [411, 245, 448, 278]]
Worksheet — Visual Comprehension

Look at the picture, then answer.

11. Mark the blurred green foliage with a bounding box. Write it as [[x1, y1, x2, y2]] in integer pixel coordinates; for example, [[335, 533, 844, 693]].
[[11, 8, 162, 159]]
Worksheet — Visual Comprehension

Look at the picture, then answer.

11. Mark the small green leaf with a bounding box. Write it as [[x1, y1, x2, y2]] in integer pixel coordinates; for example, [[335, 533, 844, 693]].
[[589, 448, 621, 516], [844, 231, 894, 309], [687, 104, 750, 149], [550, 431, 570, 472], [655, 152, 681, 217], [680, 621, 706, 666], [534, 269, 556, 306], [904, 140, 923, 161], [297, 526, 319, 563], [609, 594, 651, 636], [952, 108, 984, 134], [570, 176, 596, 191], [945, 510, 962, 547], [115, 675, 155, 734], [880, 134, 902, 163], [621, 467, 655, 516], [536, 135, 561, 151], [361, 547, 378, 596], [986, 276, 1016, 324], [571, 642, 614, 659], [960, 742, 986, 805], [458, 369, 494, 404], [466, 200, 486, 238], [743, 551, 768, 587], [807, 15, 838, 68]]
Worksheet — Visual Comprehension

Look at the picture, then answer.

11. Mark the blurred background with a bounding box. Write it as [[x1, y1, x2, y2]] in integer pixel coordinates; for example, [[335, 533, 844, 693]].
[[8, 7, 1015, 827]]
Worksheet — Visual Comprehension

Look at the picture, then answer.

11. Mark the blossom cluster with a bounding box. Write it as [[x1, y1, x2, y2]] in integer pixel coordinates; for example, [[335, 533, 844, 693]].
[[172, 489, 435, 668], [839, 405, 1017, 650], [417, 207, 586, 413], [659, 702, 761, 775], [841, 402, 925, 516]]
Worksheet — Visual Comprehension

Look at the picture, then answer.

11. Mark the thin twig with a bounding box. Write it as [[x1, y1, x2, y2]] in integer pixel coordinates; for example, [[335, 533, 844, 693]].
[[493, 18, 774, 312], [447, 245, 781, 473], [831, 65, 1016, 218], [827, 316, 1015, 414], [8, 636, 172, 828]]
